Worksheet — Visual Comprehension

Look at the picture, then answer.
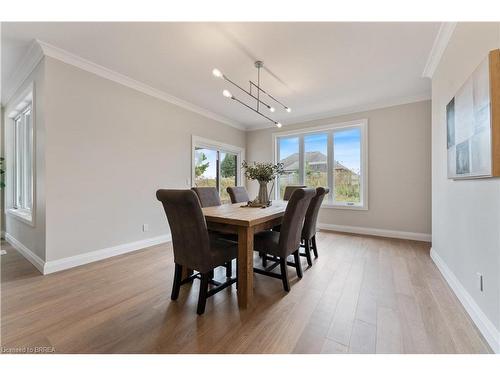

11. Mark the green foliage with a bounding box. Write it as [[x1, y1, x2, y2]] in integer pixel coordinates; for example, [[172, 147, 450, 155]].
[[335, 183, 360, 202], [0, 157, 4, 189], [220, 154, 236, 178], [194, 152, 210, 178], [242, 160, 284, 183]]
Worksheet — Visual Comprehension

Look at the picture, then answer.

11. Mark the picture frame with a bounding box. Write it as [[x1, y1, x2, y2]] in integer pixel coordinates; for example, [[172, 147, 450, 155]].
[[446, 49, 500, 179]]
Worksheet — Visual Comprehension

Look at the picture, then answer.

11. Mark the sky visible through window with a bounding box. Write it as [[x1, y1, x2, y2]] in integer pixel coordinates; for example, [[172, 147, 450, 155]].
[[334, 128, 361, 174], [195, 148, 217, 178], [279, 137, 299, 160], [279, 128, 361, 173]]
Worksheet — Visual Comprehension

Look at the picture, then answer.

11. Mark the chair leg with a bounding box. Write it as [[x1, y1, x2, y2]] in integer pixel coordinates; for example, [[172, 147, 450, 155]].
[[293, 250, 303, 278], [262, 253, 268, 267], [304, 238, 313, 266], [225, 260, 232, 278], [197, 272, 210, 315], [171, 263, 182, 300], [311, 235, 319, 258], [209, 269, 214, 280], [280, 258, 290, 292]]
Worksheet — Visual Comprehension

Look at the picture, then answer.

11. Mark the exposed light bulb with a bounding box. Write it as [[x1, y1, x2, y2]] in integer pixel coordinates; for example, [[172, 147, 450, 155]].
[[269, 106, 275, 113], [286, 107, 292, 113], [276, 122, 282, 128], [222, 89, 232, 98], [212, 68, 223, 78]]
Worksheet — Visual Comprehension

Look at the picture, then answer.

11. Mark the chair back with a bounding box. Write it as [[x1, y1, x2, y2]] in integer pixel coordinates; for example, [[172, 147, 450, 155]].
[[227, 186, 250, 204], [278, 188, 315, 257], [191, 187, 221, 207], [156, 189, 211, 271], [302, 187, 330, 240], [283, 185, 307, 201]]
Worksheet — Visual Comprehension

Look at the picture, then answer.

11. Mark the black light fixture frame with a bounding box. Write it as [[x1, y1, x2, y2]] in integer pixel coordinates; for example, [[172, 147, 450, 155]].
[[218, 61, 290, 126]]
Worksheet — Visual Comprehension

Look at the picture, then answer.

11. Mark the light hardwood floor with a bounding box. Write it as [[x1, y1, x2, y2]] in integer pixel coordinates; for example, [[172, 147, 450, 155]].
[[0, 232, 491, 354]]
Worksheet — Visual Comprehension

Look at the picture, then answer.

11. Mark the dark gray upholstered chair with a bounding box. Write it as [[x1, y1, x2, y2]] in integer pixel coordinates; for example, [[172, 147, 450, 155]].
[[156, 189, 237, 315], [192, 186, 238, 246], [271, 185, 307, 235], [283, 185, 306, 201], [253, 188, 315, 291], [300, 187, 330, 266], [191, 187, 221, 207], [226, 186, 250, 204]]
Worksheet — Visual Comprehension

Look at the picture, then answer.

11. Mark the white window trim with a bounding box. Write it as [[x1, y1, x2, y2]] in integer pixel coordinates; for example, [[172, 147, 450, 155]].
[[191, 135, 246, 189], [5, 82, 36, 226], [272, 119, 368, 210]]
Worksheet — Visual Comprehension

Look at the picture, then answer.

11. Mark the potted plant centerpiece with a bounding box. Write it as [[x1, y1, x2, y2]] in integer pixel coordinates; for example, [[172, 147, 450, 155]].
[[242, 161, 284, 207]]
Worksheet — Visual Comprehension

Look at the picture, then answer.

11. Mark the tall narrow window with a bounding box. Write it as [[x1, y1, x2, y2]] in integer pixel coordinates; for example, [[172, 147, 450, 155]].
[[333, 128, 361, 205], [275, 121, 367, 209], [277, 137, 300, 199], [192, 137, 244, 204], [13, 104, 33, 212], [304, 133, 328, 189]]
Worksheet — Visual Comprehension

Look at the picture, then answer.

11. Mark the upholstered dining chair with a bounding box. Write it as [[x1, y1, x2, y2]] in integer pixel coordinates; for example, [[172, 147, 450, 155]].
[[226, 186, 250, 204], [192, 186, 235, 275], [253, 188, 315, 291], [283, 185, 306, 201], [191, 187, 221, 207], [270, 184, 308, 244], [300, 187, 330, 266], [156, 189, 237, 315]]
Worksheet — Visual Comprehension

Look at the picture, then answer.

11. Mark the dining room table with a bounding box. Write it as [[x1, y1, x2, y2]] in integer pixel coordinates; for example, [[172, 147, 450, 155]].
[[201, 200, 288, 309]]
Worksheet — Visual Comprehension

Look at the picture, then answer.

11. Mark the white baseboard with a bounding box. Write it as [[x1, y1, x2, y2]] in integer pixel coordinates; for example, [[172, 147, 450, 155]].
[[5, 233, 45, 273], [317, 223, 431, 242], [44, 234, 172, 274], [5, 232, 172, 275], [430, 248, 500, 353]]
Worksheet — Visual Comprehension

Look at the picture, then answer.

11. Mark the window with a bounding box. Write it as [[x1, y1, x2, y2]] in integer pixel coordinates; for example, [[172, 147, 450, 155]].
[[14, 106, 33, 210], [6, 85, 35, 223], [192, 136, 244, 204], [277, 136, 300, 199], [274, 120, 367, 209]]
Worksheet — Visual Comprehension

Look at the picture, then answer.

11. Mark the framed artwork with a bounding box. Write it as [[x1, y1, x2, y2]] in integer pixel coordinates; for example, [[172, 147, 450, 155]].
[[446, 49, 500, 179]]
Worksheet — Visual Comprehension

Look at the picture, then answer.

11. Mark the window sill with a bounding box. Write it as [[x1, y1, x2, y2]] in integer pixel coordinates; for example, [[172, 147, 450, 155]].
[[6, 208, 34, 226], [321, 203, 368, 211]]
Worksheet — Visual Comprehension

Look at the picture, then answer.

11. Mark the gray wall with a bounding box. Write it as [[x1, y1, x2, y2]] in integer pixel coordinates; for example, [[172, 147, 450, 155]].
[[246, 100, 432, 235], [431, 23, 500, 331], [43, 57, 246, 261]]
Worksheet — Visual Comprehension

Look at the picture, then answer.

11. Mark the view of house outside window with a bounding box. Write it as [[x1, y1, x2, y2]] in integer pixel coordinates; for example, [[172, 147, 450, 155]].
[[276, 123, 364, 207]]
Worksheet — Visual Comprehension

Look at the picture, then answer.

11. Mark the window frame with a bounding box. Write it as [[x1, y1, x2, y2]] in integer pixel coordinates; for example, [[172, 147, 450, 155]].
[[5, 83, 36, 225], [191, 136, 245, 199], [272, 119, 368, 210]]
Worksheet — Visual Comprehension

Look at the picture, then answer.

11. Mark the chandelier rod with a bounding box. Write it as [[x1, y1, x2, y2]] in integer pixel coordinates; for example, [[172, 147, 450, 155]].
[[249, 81, 289, 110], [230, 95, 279, 125], [222, 74, 274, 110]]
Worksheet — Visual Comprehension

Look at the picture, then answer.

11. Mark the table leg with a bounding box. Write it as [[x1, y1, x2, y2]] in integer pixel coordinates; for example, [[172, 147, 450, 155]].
[[237, 226, 254, 308]]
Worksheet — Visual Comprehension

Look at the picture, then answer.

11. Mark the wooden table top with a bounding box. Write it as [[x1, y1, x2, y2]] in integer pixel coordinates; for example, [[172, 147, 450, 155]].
[[202, 200, 288, 227]]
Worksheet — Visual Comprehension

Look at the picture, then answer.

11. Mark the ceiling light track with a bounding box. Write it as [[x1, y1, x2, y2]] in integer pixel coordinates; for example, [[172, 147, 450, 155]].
[[212, 61, 291, 128]]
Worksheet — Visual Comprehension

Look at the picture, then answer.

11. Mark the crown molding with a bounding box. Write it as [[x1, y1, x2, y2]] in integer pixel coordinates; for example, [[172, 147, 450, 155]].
[[36, 40, 246, 130], [3, 39, 246, 130], [247, 91, 431, 131], [422, 22, 457, 79], [1, 40, 44, 106]]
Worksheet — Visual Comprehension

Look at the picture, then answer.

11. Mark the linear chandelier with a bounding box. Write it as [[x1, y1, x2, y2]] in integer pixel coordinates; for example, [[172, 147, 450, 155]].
[[212, 61, 291, 128]]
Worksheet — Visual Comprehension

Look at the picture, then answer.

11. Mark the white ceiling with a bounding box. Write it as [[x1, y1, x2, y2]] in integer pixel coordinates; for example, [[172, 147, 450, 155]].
[[1, 22, 440, 130]]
